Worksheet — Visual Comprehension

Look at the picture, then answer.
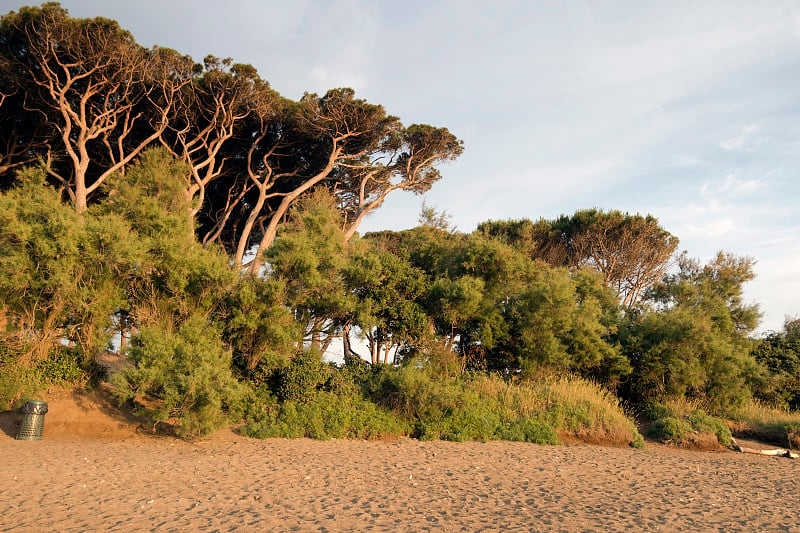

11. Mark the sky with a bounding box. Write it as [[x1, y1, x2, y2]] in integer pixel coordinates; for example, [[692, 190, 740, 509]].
[[5, 0, 799, 333]]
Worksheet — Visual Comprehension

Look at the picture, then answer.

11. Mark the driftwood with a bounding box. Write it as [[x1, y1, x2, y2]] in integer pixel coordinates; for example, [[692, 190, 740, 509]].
[[730, 438, 798, 458]]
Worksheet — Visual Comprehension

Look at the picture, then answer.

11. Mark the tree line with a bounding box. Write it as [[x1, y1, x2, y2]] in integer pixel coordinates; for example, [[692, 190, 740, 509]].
[[1, 3, 798, 441]]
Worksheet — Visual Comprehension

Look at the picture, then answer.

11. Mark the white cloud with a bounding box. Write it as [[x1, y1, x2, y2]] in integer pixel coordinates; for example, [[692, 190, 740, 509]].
[[467, 158, 623, 214], [719, 124, 769, 152], [684, 217, 735, 237], [293, 2, 378, 95], [666, 199, 733, 239], [700, 173, 762, 199], [720, 124, 758, 150], [565, 0, 595, 31], [662, 173, 764, 242]]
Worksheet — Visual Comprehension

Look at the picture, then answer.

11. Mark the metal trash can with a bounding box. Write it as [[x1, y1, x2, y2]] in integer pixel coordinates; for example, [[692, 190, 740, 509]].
[[16, 400, 48, 441]]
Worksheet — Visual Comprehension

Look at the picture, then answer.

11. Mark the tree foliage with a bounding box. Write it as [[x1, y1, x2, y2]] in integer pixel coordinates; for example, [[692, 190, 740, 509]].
[[220, 276, 298, 376], [346, 242, 430, 365], [367, 226, 627, 382], [97, 148, 236, 323], [0, 166, 127, 365], [0, 3, 188, 211], [478, 209, 678, 308], [620, 252, 762, 410], [266, 189, 357, 349], [751, 317, 800, 410]]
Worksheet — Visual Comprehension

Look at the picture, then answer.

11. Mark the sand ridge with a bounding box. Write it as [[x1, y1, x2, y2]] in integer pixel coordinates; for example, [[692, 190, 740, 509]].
[[1, 389, 800, 532]]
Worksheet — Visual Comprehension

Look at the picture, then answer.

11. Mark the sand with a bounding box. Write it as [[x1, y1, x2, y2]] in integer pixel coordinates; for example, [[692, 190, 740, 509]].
[[1, 389, 800, 532]]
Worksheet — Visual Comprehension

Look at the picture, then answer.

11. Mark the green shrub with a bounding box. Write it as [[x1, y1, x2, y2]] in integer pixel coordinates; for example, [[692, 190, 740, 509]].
[[648, 417, 692, 443], [629, 431, 646, 449], [274, 350, 330, 402], [0, 345, 89, 410], [418, 401, 503, 442], [643, 403, 672, 421], [325, 358, 372, 397], [36, 347, 85, 385], [221, 277, 298, 375], [687, 410, 732, 446], [469, 374, 642, 447], [367, 366, 503, 442], [0, 360, 41, 410], [243, 390, 409, 440], [0, 168, 127, 375], [112, 314, 246, 438], [244, 358, 409, 441], [245, 359, 642, 446], [499, 417, 561, 445], [644, 400, 732, 446]]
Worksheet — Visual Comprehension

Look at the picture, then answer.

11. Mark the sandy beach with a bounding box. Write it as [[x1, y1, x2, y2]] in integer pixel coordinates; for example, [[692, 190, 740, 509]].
[[1, 389, 800, 532]]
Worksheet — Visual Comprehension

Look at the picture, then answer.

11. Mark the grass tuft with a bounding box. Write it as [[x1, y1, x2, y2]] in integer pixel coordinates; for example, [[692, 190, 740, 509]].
[[725, 401, 800, 448]]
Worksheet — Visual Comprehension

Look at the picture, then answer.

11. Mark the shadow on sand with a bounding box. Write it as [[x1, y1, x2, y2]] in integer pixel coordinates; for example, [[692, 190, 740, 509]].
[[0, 407, 20, 438]]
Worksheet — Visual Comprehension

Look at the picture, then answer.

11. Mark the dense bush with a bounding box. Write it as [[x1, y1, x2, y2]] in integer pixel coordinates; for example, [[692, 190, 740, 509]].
[[0, 168, 125, 369], [644, 401, 731, 447], [0, 168, 132, 406], [273, 350, 331, 402], [0, 344, 92, 410], [0, 349, 44, 410], [369, 228, 627, 381], [222, 277, 298, 376], [241, 360, 642, 446], [369, 367, 510, 442], [0, 144, 780, 450], [620, 253, 762, 411], [112, 314, 247, 438], [243, 391, 409, 440], [751, 318, 800, 410], [35, 346, 86, 385], [531, 376, 644, 447]]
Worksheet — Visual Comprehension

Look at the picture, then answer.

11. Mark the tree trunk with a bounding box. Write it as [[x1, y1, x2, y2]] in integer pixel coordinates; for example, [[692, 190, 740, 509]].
[[342, 324, 364, 364], [234, 185, 268, 268], [310, 316, 322, 351]]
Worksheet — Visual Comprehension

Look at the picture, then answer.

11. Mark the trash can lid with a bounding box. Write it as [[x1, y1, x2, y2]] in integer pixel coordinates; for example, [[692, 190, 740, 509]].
[[21, 400, 48, 414]]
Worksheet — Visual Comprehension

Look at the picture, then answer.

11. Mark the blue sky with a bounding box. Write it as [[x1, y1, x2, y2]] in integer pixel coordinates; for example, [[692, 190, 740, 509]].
[[10, 0, 800, 332]]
